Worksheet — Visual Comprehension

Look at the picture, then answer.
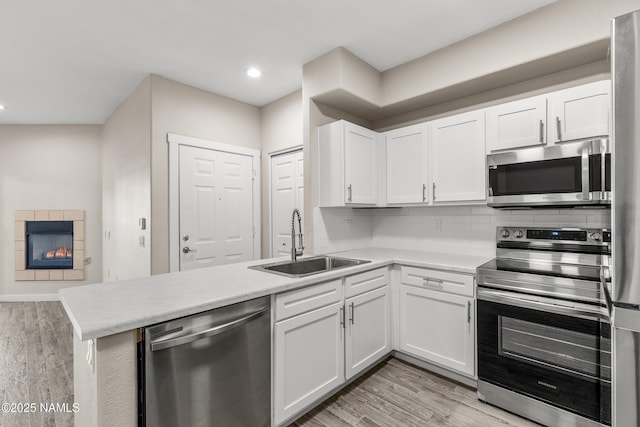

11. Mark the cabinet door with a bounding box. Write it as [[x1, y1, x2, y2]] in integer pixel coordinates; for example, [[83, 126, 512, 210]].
[[385, 124, 429, 204], [486, 95, 547, 152], [344, 122, 378, 205], [345, 286, 391, 379], [431, 110, 486, 203], [548, 80, 610, 143], [274, 301, 344, 425], [399, 285, 475, 376]]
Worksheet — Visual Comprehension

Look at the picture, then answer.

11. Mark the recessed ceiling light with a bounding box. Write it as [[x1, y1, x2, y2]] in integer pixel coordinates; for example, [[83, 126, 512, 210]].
[[0, 105, 5, 110], [246, 68, 262, 78]]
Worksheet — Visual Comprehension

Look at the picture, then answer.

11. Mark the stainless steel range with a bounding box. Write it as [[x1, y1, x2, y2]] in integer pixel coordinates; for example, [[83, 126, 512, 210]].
[[476, 226, 612, 427]]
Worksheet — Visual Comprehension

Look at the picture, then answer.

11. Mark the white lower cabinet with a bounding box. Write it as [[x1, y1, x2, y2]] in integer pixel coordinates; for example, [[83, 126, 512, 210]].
[[274, 301, 344, 425], [274, 268, 390, 425], [345, 286, 391, 379], [398, 283, 475, 377]]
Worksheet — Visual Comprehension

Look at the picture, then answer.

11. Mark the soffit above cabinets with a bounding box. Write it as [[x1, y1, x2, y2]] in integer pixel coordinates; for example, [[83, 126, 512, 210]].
[[313, 39, 610, 129]]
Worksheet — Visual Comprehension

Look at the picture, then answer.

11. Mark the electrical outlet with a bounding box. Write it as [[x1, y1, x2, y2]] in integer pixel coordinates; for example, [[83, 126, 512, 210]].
[[432, 219, 442, 233], [345, 218, 353, 233]]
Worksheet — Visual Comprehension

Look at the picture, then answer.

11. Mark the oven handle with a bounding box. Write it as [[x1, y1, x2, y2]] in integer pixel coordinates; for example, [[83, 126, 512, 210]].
[[477, 288, 608, 322]]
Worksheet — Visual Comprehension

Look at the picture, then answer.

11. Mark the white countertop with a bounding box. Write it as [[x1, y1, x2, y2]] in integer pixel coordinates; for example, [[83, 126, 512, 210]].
[[59, 247, 492, 341]]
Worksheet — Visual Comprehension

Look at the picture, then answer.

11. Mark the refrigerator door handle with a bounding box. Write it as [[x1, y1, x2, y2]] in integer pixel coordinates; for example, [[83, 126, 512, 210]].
[[600, 267, 613, 319]]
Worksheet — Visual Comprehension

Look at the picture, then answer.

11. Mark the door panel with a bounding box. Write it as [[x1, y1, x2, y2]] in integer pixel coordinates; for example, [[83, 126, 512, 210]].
[[271, 150, 303, 257], [180, 145, 254, 271]]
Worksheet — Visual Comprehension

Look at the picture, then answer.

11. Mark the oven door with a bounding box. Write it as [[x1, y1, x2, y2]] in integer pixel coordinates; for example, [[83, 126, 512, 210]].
[[477, 288, 611, 425], [487, 139, 610, 208]]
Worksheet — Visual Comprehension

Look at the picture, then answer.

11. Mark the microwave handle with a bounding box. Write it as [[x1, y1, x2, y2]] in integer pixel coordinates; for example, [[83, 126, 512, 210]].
[[581, 146, 591, 201], [601, 149, 607, 200]]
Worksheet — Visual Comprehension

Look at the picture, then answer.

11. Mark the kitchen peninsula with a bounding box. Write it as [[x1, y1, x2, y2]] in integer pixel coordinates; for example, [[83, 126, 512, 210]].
[[60, 247, 491, 426]]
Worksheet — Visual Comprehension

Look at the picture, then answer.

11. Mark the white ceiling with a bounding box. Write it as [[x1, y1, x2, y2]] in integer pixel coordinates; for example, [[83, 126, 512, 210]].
[[0, 0, 557, 124]]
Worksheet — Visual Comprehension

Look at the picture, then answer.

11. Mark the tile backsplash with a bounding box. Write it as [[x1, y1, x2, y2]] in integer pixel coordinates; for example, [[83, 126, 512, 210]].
[[313, 205, 611, 257]]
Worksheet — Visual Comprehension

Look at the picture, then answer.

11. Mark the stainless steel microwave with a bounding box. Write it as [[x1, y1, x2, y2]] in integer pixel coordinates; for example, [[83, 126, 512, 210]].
[[486, 139, 610, 208]]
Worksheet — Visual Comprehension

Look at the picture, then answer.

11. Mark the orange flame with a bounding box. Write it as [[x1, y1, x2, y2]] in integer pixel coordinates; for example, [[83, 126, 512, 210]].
[[45, 246, 72, 259]]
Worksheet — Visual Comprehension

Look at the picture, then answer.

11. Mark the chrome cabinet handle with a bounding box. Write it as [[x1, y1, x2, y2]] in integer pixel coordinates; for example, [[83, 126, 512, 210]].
[[556, 116, 562, 141], [432, 182, 436, 201], [422, 184, 427, 202], [349, 302, 355, 325], [347, 184, 352, 202], [467, 301, 471, 324], [423, 277, 444, 288], [182, 247, 197, 254], [539, 120, 544, 143], [340, 306, 345, 328]]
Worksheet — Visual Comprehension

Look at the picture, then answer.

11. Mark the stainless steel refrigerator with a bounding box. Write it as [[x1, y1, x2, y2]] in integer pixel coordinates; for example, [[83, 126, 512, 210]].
[[612, 9, 640, 427]]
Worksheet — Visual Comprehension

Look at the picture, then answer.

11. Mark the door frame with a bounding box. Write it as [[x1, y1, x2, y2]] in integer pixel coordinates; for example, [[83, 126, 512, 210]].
[[168, 133, 261, 272], [268, 146, 303, 258]]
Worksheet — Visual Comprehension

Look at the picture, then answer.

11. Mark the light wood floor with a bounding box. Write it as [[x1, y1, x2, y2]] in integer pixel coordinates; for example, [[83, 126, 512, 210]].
[[293, 358, 539, 427], [0, 301, 74, 427]]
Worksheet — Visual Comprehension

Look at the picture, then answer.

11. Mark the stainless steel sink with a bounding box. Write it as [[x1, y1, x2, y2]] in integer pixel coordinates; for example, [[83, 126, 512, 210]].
[[249, 256, 370, 278]]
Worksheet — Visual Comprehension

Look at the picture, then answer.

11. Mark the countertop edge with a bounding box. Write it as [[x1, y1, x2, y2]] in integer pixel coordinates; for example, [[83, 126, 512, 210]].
[[61, 248, 493, 341]]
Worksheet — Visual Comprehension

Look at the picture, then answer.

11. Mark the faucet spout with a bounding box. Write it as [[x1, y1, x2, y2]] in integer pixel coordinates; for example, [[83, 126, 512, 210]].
[[291, 209, 304, 262]]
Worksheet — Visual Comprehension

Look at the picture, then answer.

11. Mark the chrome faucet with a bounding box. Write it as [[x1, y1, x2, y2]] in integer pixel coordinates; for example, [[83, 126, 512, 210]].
[[291, 209, 304, 262]]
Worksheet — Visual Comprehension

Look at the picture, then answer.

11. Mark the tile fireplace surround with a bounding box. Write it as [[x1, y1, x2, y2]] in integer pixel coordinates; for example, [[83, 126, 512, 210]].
[[15, 210, 85, 281]]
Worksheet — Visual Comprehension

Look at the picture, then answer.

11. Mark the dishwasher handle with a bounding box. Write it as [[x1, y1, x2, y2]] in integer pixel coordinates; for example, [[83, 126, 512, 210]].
[[150, 306, 269, 352]]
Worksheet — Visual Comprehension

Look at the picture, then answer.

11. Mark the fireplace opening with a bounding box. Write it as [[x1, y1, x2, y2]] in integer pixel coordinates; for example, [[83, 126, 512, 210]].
[[26, 221, 74, 270]]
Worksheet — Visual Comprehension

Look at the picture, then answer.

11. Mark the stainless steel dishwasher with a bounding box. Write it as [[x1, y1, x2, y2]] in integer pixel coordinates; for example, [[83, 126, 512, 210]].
[[143, 296, 271, 427]]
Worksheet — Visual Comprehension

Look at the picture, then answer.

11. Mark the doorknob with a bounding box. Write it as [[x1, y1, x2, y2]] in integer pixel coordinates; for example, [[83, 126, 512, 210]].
[[183, 247, 197, 254]]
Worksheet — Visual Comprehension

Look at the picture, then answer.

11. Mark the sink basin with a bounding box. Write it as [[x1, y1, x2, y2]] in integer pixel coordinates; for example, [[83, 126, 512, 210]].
[[249, 256, 370, 278]]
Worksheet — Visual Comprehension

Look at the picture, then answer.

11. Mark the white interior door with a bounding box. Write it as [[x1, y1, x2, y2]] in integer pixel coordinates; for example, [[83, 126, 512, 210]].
[[271, 149, 303, 257], [179, 145, 254, 271]]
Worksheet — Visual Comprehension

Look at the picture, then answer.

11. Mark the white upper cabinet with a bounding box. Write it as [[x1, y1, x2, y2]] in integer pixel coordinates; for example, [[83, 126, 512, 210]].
[[547, 80, 610, 143], [486, 80, 611, 152], [384, 123, 429, 205], [318, 120, 379, 207], [486, 94, 547, 152], [430, 110, 486, 203]]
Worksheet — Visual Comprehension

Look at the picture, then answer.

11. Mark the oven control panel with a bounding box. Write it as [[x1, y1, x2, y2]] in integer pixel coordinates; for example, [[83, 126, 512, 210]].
[[496, 227, 611, 244]]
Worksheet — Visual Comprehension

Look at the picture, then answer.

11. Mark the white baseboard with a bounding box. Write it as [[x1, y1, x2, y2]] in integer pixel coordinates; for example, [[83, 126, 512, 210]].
[[0, 294, 60, 302]]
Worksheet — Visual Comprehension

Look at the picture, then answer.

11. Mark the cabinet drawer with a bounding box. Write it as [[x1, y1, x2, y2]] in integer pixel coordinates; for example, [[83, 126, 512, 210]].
[[275, 279, 343, 321], [400, 266, 474, 297], [344, 267, 389, 298]]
